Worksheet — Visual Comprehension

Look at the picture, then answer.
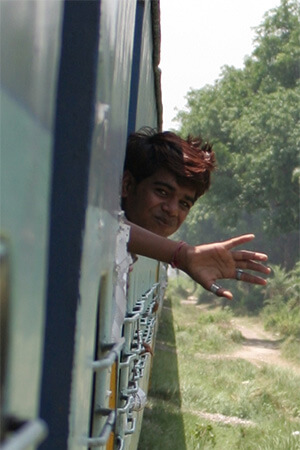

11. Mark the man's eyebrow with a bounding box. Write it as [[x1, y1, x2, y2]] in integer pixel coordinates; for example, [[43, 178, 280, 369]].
[[153, 180, 175, 191], [153, 181, 195, 204]]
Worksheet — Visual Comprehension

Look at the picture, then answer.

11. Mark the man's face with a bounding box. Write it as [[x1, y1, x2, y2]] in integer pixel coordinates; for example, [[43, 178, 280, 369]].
[[122, 168, 196, 237]]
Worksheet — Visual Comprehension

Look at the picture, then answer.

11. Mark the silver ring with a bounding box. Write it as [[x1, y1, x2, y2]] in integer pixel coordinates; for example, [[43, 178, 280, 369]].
[[210, 283, 221, 294], [236, 269, 244, 280]]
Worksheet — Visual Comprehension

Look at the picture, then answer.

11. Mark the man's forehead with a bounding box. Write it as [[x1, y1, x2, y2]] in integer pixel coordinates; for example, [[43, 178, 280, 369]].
[[149, 169, 196, 200], [149, 168, 182, 184]]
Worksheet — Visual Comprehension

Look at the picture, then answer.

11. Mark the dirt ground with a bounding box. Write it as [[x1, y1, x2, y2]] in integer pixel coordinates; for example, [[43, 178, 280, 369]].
[[182, 297, 300, 375], [230, 316, 300, 375], [180, 298, 300, 426]]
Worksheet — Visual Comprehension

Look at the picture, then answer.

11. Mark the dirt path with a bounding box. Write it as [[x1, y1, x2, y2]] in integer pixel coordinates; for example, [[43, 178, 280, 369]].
[[183, 298, 300, 376], [179, 299, 300, 427], [230, 316, 300, 375]]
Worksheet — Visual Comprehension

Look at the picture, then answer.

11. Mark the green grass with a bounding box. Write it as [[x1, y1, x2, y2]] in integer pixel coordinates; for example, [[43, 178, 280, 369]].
[[281, 336, 300, 364], [139, 279, 300, 450]]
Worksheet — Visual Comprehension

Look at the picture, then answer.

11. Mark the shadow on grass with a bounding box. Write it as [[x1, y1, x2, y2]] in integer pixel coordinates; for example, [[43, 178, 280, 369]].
[[138, 298, 186, 450], [242, 337, 283, 349]]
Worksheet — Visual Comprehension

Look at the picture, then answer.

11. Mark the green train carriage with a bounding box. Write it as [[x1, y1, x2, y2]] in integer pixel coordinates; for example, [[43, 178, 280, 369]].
[[0, 1, 165, 448]]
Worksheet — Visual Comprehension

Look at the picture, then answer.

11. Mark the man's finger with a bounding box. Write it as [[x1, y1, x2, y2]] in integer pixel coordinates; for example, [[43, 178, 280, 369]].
[[224, 234, 255, 250], [237, 273, 268, 285], [217, 288, 233, 300], [236, 260, 271, 274], [232, 250, 268, 261], [209, 282, 233, 300]]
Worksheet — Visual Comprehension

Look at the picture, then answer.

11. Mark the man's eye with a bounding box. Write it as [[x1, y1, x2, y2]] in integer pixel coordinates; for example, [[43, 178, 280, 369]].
[[181, 201, 191, 210], [156, 189, 167, 196]]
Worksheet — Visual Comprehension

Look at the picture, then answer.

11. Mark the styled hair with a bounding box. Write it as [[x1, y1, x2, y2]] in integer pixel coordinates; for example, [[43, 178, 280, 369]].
[[124, 127, 216, 199]]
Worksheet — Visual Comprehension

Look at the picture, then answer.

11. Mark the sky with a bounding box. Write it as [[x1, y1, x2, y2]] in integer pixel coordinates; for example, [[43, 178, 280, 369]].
[[160, 0, 281, 130]]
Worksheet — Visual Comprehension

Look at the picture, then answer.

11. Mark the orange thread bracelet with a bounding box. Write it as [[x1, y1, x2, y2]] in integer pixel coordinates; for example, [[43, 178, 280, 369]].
[[170, 241, 185, 269]]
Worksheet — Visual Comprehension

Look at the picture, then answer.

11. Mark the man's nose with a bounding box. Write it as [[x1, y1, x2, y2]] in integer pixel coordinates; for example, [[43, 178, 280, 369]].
[[161, 199, 178, 216]]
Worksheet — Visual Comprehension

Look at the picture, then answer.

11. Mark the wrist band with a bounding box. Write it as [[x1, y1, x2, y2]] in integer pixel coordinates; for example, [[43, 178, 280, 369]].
[[170, 241, 186, 269]]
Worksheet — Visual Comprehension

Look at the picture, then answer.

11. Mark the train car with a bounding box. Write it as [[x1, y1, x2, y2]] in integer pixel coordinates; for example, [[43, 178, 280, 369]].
[[0, 0, 166, 448]]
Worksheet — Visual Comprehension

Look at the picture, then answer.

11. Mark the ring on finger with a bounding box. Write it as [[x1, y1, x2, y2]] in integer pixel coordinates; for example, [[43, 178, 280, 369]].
[[210, 283, 221, 294], [236, 269, 244, 281]]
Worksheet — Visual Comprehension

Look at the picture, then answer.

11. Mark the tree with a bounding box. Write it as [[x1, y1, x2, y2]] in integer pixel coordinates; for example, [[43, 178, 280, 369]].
[[175, 0, 300, 268]]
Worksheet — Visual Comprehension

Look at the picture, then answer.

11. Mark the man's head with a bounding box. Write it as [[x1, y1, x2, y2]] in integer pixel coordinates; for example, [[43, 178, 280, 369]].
[[122, 128, 215, 237]]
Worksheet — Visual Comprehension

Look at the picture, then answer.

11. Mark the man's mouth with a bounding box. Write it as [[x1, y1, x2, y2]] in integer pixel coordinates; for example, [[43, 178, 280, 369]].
[[155, 216, 175, 228]]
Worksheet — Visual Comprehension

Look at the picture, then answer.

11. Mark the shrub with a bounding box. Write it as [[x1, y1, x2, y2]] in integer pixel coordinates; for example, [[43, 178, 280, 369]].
[[261, 263, 300, 339]]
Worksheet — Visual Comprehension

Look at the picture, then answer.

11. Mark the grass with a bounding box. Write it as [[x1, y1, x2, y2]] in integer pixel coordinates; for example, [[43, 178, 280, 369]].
[[281, 336, 300, 363], [138, 277, 300, 450]]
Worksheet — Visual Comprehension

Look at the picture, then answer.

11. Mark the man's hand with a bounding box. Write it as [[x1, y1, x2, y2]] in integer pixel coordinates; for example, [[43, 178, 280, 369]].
[[179, 234, 271, 300]]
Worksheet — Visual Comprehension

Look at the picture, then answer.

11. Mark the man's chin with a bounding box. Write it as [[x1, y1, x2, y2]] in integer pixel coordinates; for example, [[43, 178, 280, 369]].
[[151, 222, 175, 238], [136, 218, 176, 237]]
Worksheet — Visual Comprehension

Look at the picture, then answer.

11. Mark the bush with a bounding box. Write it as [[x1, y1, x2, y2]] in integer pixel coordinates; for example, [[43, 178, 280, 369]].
[[261, 263, 300, 339]]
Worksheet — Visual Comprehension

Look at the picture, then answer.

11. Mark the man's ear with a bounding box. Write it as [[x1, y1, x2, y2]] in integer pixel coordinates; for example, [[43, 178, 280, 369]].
[[122, 170, 136, 198]]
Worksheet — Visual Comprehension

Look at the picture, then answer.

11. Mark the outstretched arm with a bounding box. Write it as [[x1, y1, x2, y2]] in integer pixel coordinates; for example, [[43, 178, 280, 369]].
[[126, 220, 271, 300]]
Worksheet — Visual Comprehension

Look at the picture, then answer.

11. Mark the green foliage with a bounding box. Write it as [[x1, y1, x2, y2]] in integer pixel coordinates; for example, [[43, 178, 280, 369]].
[[197, 307, 233, 325], [176, 0, 300, 268], [251, 0, 300, 90], [262, 262, 300, 340]]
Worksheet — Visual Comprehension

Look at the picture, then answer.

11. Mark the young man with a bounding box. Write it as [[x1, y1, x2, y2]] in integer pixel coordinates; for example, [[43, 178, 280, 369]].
[[122, 128, 214, 238], [122, 128, 270, 299]]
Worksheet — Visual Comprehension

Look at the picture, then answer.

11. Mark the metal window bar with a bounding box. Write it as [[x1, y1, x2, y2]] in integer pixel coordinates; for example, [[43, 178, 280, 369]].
[[84, 409, 116, 447], [91, 338, 125, 371], [0, 418, 48, 450]]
